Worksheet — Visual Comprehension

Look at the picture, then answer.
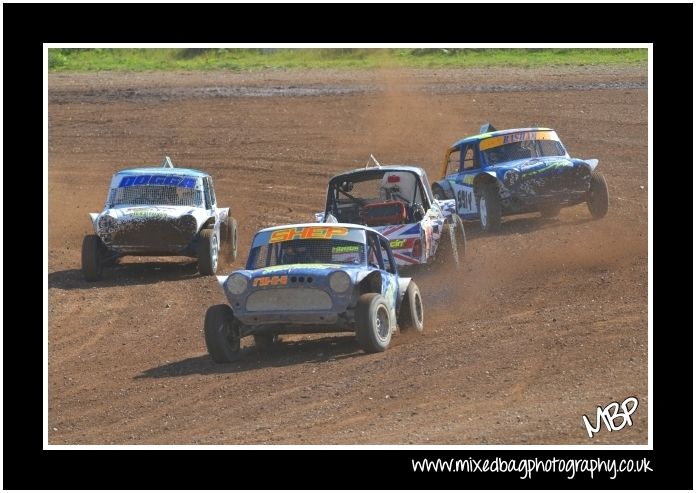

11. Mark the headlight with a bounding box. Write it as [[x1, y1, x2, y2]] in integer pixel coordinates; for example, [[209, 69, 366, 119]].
[[98, 214, 115, 232], [329, 271, 351, 293], [226, 273, 248, 295]]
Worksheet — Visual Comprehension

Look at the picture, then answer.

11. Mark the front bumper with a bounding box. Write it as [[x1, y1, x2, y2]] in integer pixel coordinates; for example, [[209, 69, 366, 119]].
[[100, 218, 197, 254], [501, 167, 590, 213], [236, 310, 343, 326], [230, 284, 354, 327]]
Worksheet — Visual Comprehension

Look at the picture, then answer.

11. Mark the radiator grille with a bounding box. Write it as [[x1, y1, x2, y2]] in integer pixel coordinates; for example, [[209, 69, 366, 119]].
[[246, 288, 332, 312]]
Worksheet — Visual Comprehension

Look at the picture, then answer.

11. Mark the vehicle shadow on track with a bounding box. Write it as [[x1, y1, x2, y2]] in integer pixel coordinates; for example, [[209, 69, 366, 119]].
[[463, 214, 594, 240], [137, 335, 364, 378], [48, 260, 201, 290]]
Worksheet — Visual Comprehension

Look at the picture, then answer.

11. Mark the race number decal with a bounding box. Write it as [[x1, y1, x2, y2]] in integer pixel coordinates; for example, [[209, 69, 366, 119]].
[[253, 275, 288, 287], [456, 188, 476, 214]]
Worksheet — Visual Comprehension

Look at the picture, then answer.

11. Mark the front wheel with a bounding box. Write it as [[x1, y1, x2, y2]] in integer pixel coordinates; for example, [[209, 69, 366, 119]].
[[82, 234, 105, 281], [587, 171, 609, 219], [204, 304, 241, 363], [355, 293, 392, 353], [478, 184, 502, 233], [398, 282, 424, 333], [197, 229, 219, 275]]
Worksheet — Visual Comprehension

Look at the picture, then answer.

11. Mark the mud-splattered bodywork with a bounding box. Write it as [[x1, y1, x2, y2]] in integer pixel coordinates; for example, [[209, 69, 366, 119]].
[[433, 128, 600, 219], [316, 166, 455, 267], [218, 223, 409, 336], [89, 167, 231, 257]]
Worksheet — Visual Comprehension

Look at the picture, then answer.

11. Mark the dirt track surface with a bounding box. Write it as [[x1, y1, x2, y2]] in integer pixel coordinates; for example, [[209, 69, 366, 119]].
[[48, 66, 648, 445]]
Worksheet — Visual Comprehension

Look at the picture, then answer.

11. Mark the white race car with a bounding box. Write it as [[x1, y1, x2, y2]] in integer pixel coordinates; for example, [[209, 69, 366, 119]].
[[316, 160, 466, 269], [82, 157, 237, 281]]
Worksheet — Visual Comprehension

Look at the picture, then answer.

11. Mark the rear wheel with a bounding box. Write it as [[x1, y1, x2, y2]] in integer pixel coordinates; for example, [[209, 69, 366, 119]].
[[447, 214, 466, 268], [355, 293, 392, 353], [587, 171, 609, 219], [197, 229, 219, 275], [229, 218, 238, 261], [221, 217, 238, 263], [478, 184, 501, 232], [204, 304, 241, 363], [82, 235, 105, 281], [398, 282, 424, 333]]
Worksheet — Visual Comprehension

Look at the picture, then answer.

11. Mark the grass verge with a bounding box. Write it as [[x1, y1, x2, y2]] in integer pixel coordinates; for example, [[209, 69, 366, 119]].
[[49, 48, 647, 72]]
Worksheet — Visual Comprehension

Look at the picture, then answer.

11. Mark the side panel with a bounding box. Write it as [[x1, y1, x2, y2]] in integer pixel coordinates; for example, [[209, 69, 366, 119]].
[[448, 174, 478, 218], [373, 223, 423, 266]]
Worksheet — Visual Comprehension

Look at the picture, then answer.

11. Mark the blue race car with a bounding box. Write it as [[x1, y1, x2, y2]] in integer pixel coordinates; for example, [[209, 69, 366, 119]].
[[204, 223, 424, 362], [431, 124, 609, 232]]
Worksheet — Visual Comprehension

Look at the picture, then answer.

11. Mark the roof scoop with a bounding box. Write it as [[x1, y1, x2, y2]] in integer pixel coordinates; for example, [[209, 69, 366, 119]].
[[161, 156, 174, 168], [479, 123, 497, 133]]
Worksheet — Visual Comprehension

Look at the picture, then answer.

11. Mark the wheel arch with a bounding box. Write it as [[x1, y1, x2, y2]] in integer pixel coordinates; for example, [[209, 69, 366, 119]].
[[572, 158, 599, 172], [473, 171, 499, 198], [397, 277, 412, 308], [217, 206, 230, 220], [358, 271, 382, 295], [89, 213, 99, 232], [201, 217, 216, 230]]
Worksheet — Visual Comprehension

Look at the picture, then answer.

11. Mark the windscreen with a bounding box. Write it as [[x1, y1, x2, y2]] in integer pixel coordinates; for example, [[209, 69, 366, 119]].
[[248, 226, 366, 269], [480, 130, 566, 165], [107, 173, 204, 207], [108, 185, 204, 207]]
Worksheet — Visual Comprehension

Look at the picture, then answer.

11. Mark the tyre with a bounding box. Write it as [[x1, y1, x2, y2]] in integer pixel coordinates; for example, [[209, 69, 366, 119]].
[[221, 217, 238, 263], [398, 282, 424, 333], [197, 229, 219, 275], [432, 184, 446, 200], [82, 234, 104, 281], [438, 213, 466, 269], [228, 217, 238, 262], [355, 293, 392, 353], [587, 171, 609, 219], [253, 333, 278, 351], [478, 184, 502, 232], [204, 304, 241, 363]]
